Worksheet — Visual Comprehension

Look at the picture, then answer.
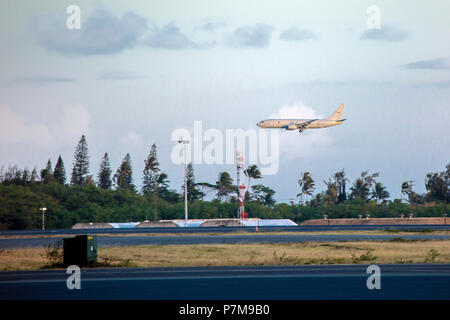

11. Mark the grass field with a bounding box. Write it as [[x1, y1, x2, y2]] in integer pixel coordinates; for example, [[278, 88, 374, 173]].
[[1, 239, 449, 271]]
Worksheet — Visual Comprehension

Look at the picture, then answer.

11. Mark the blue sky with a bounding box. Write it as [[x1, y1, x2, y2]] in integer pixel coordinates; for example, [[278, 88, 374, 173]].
[[0, 0, 449, 201]]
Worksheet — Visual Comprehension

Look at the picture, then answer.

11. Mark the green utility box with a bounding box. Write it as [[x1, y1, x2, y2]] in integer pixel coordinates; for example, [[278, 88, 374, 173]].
[[63, 235, 97, 267]]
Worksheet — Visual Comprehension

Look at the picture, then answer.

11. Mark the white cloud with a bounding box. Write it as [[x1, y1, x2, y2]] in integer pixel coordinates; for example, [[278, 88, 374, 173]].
[[0, 104, 91, 162], [268, 102, 333, 160], [0, 106, 53, 148], [53, 105, 91, 145]]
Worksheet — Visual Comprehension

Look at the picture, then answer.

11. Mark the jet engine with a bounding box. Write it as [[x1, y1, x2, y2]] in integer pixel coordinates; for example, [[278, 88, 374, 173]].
[[287, 123, 297, 130]]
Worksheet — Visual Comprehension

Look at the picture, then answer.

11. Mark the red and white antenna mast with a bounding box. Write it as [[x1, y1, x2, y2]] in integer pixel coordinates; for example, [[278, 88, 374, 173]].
[[236, 150, 246, 219]]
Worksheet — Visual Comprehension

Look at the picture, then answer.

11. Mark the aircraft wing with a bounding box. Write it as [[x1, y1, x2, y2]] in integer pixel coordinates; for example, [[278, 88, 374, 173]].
[[296, 119, 317, 129]]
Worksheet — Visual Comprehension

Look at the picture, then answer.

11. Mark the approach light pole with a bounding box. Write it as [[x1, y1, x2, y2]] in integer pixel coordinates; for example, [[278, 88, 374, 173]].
[[178, 138, 190, 228], [40, 207, 47, 230]]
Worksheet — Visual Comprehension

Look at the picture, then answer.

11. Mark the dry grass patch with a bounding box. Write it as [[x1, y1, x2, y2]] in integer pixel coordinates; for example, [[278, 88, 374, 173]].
[[98, 240, 450, 267], [0, 248, 48, 271], [1, 240, 450, 271]]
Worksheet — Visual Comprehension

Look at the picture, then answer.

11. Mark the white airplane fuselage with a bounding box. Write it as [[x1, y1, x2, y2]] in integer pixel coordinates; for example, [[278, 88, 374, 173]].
[[257, 119, 342, 129], [256, 104, 346, 133]]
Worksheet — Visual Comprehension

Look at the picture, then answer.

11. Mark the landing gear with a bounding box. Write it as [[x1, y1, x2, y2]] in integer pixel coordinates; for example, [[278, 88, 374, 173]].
[[298, 128, 303, 133]]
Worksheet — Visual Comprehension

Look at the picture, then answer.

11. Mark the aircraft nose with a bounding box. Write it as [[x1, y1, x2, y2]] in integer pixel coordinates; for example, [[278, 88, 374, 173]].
[[257, 121, 262, 127]]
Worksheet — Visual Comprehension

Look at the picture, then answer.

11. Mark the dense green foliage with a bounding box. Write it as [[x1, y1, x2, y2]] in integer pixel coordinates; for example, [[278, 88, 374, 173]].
[[71, 135, 89, 186], [0, 135, 448, 230], [97, 153, 112, 190], [0, 181, 447, 230], [113, 153, 134, 190]]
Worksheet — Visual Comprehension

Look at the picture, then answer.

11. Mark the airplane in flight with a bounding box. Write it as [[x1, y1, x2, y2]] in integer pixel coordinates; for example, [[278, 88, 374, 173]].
[[257, 104, 346, 133]]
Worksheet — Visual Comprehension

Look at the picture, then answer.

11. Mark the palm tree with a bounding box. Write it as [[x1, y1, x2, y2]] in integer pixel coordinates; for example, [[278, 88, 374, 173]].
[[334, 169, 349, 203], [349, 171, 379, 216], [350, 178, 369, 200], [244, 165, 262, 199], [153, 172, 169, 221], [244, 165, 262, 189], [251, 184, 276, 206], [401, 181, 411, 203], [350, 171, 379, 201], [297, 172, 315, 204], [310, 192, 324, 207], [216, 172, 234, 201], [401, 181, 410, 195], [323, 178, 338, 204], [371, 182, 390, 204]]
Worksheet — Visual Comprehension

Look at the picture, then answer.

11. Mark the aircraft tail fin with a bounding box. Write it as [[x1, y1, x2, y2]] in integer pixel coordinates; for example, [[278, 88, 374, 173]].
[[327, 103, 345, 120]]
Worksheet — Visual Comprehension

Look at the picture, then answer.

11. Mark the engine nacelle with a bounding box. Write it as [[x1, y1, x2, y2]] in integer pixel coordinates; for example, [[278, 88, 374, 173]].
[[286, 123, 297, 130]]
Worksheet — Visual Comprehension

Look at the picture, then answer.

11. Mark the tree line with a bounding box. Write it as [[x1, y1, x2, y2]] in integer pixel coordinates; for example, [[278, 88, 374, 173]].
[[0, 135, 448, 229]]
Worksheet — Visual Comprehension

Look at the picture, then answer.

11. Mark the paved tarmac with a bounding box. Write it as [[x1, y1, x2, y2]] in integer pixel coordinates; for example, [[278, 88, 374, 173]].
[[0, 264, 449, 300], [1, 234, 450, 249], [1, 224, 449, 236]]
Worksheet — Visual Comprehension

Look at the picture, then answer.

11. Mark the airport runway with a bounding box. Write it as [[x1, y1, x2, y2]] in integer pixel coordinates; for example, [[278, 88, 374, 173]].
[[1, 224, 449, 236], [1, 234, 450, 249], [0, 264, 449, 300]]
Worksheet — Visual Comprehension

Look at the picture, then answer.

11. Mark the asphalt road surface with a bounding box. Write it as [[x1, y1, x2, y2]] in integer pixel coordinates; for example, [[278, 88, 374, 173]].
[[1, 224, 449, 236], [1, 234, 450, 249], [0, 264, 449, 300]]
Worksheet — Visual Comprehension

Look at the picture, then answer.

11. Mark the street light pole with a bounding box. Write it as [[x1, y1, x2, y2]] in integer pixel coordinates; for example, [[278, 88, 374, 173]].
[[40, 207, 47, 230], [178, 138, 190, 228]]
